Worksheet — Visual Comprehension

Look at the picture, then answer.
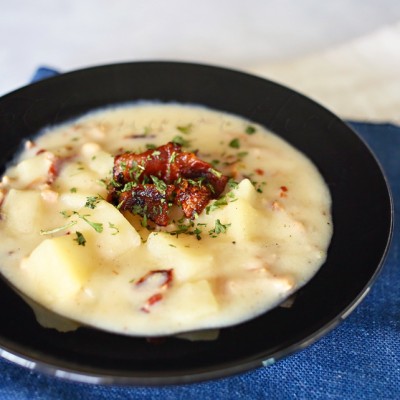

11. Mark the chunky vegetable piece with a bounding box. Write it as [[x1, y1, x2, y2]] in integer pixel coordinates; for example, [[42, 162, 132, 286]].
[[108, 142, 228, 225]]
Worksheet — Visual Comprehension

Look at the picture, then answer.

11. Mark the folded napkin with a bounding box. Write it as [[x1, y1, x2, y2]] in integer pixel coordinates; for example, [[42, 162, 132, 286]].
[[248, 21, 400, 124], [0, 68, 399, 400]]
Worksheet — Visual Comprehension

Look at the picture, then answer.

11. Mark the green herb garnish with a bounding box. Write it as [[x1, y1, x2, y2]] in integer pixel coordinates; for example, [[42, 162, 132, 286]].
[[80, 215, 103, 233], [151, 175, 167, 194], [74, 231, 86, 246], [172, 135, 191, 147], [176, 123, 193, 134], [40, 220, 77, 235], [228, 179, 239, 189], [206, 196, 228, 214], [245, 125, 256, 134], [108, 222, 119, 235], [84, 195, 102, 209], [209, 168, 222, 178], [209, 219, 231, 237], [229, 138, 240, 149]]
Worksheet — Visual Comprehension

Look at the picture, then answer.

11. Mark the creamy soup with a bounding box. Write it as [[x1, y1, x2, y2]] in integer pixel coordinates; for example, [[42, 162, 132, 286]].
[[0, 103, 333, 336]]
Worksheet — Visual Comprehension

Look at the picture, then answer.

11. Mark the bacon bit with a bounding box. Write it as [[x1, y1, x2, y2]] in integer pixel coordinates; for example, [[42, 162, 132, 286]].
[[36, 149, 46, 155], [46, 155, 67, 185], [141, 293, 163, 313], [47, 162, 58, 184], [255, 168, 264, 175], [135, 269, 174, 289], [279, 185, 288, 198], [135, 269, 174, 313]]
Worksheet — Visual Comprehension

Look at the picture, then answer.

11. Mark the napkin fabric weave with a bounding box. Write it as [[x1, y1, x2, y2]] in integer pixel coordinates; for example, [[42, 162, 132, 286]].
[[0, 68, 399, 400]]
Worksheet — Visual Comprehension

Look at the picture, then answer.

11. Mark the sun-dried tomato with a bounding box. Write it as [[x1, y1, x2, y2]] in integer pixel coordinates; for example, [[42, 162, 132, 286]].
[[109, 142, 228, 225]]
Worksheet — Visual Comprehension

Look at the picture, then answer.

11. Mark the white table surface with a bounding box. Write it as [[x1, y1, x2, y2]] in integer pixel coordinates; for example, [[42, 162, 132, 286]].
[[1, 0, 400, 122]]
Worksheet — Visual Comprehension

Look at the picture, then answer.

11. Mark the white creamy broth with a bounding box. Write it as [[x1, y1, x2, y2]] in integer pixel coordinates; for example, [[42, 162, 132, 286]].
[[0, 103, 333, 336]]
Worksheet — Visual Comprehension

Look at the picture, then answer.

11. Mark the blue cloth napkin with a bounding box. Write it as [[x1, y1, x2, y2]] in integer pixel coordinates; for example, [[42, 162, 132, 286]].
[[0, 68, 399, 400]]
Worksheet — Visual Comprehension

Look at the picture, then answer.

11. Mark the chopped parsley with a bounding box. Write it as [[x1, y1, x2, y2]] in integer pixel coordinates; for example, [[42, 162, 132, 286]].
[[84, 195, 102, 209], [79, 214, 103, 233], [172, 135, 191, 147], [176, 123, 193, 134], [169, 151, 177, 164], [40, 220, 77, 235], [252, 180, 267, 194], [141, 212, 148, 228], [60, 210, 104, 233], [108, 222, 120, 235], [209, 168, 222, 178], [227, 179, 239, 189], [245, 125, 256, 135], [169, 220, 204, 240], [74, 231, 86, 246], [229, 138, 240, 149], [209, 219, 231, 237], [122, 181, 137, 192], [206, 196, 228, 214], [151, 175, 167, 194]]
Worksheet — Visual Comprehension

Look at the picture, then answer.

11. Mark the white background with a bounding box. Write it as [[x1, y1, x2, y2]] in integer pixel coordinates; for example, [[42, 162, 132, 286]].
[[2, 0, 400, 96]]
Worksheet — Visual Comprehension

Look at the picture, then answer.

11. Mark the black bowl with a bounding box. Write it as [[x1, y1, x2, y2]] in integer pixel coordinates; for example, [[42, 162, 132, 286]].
[[0, 62, 393, 385]]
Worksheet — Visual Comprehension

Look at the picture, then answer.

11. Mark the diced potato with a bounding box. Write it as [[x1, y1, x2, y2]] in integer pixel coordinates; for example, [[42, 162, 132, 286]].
[[59, 193, 90, 209], [1, 189, 44, 234], [72, 200, 141, 259], [164, 280, 218, 321], [234, 178, 258, 202], [56, 162, 107, 196], [146, 232, 213, 281], [6, 152, 53, 188], [197, 179, 266, 242], [84, 148, 114, 177], [21, 235, 96, 301]]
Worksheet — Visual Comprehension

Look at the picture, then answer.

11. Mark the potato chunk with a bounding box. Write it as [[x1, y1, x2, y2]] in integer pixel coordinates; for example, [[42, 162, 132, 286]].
[[1, 189, 44, 234], [198, 179, 266, 241], [84, 148, 114, 177], [70, 200, 142, 260], [56, 162, 107, 196], [21, 235, 96, 301], [146, 232, 213, 281], [5, 152, 53, 188]]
